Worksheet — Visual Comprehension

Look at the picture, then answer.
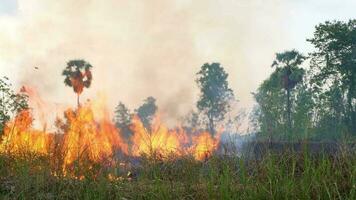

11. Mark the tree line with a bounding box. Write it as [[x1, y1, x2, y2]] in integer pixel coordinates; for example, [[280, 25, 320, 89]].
[[114, 62, 235, 138], [252, 19, 355, 141], [0, 19, 354, 141]]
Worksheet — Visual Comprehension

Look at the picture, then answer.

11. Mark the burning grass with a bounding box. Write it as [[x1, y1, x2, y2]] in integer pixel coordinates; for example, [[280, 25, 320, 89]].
[[1, 89, 355, 199], [0, 93, 221, 180], [0, 106, 355, 199]]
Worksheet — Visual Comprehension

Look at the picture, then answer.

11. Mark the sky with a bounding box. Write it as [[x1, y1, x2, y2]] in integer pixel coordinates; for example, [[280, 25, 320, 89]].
[[0, 0, 355, 127]]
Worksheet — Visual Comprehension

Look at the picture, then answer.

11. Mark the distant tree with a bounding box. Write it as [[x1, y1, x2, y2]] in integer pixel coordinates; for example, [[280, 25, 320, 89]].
[[196, 63, 234, 136], [62, 60, 93, 108], [253, 20, 356, 140], [312, 84, 346, 139], [308, 20, 356, 134], [253, 57, 315, 140], [271, 50, 305, 132], [0, 77, 28, 134], [136, 96, 157, 131], [292, 82, 314, 139], [252, 70, 287, 140], [182, 110, 202, 133], [114, 102, 132, 138]]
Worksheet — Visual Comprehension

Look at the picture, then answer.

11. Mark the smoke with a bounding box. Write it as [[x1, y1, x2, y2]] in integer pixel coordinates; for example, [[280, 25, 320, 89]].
[[0, 0, 289, 125]]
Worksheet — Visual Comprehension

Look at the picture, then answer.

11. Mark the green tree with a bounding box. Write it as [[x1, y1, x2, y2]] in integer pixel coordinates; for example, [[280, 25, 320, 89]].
[[252, 69, 287, 140], [62, 60, 93, 108], [292, 82, 314, 139], [136, 96, 157, 131], [0, 77, 28, 134], [114, 102, 132, 138], [313, 83, 346, 139], [308, 20, 356, 134], [271, 50, 305, 132], [196, 63, 234, 136], [253, 53, 314, 140], [182, 110, 202, 133]]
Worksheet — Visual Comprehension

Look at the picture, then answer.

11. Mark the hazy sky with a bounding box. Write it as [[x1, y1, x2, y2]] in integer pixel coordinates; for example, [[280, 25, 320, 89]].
[[0, 0, 355, 125]]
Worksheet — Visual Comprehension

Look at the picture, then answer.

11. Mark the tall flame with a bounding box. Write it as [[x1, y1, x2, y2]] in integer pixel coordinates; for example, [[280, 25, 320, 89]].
[[191, 132, 219, 161], [130, 115, 220, 160], [0, 87, 221, 175], [61, 104, 128, 167], [0, 110, 53, 155], [130, 115, 188, 158]]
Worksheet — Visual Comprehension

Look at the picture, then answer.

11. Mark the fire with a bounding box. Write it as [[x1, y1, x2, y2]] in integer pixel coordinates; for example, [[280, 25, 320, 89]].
[[130, 116, 188, 158], [69, 67, 92, 95], [0, 110, 53, 155], [0, 107, 220, 162], [191, 132, 219, 161], [0, 95, 129, 171], [61, 103, 128, 167], [130, 115, 220, 160], [0, 87, 222, 177], [20, 85, 66, 131]]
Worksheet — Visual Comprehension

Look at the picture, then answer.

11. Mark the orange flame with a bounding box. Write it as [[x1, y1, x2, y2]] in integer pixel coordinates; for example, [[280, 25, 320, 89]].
[[191, 132, 219, 161], [0, 87, 221, 176], [61, 103, 128, 167], [130, 115, 188, 158], [0, 109, 220, 162], [0, 110, 53, 155], [130, 115, 220, 160]]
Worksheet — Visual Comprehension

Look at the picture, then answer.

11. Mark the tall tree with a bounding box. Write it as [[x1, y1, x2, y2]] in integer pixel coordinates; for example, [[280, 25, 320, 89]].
[[182, 110, 202, 133], [196, 63, 234, 136], [308, 20, 356, 134], [114, 102, 132, 138], [62, 60, 93, 108], [253, 66, 314, 140], [312, 83, 345, 139], [292, 82, 314, 139], [271, 50, 305, 132], [0, 77, 28, 134], [252, 69, 287, 140], [136, 96, 157, 131]]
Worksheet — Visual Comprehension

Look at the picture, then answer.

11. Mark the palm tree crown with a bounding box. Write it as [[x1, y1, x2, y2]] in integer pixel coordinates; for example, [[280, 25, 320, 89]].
[[62, 59, 93, 107]]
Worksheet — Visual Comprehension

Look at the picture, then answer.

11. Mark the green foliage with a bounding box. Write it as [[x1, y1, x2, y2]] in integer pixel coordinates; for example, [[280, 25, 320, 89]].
[[271, 50, 306, 133], [253, 69, 288, 139], [0, 77, 28, 134], [196, 63, 234, 135], [253, 19, 356, 140], [114, 102, 133, 138], [292, 83, 314, 139], [312, 83, 348, 140], [272, 50, 305, 90], [308, 19, 356, 134], [114, 97, 158, 136], [182, 110, 203, 132], [136, 96, 157, 131], [253, 50, 307, 140]]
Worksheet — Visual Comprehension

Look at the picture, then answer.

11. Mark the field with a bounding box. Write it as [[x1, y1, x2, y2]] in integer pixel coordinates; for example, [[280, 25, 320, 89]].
[[1, 143, 356, 200], [0, 5, 354, 199]]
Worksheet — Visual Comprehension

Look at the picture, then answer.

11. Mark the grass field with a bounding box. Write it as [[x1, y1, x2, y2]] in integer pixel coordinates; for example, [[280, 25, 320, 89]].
[[1, 145, 356, 200]]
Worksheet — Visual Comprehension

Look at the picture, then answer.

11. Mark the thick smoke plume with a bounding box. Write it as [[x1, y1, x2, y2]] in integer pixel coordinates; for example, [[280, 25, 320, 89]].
[[0, 0, 289, 125]]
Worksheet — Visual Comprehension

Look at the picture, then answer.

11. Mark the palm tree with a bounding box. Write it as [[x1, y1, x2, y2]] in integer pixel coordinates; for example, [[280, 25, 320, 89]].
[[271, 50, 305, 133], [62, 60, 93, 108]]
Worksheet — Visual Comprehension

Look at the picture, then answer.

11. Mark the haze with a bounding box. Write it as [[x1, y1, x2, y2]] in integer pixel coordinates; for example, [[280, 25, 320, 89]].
[[0, 0, 355, 125]]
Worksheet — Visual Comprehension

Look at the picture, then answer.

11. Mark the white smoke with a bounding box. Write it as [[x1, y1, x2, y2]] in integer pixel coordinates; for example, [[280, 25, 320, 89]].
[[0, 0, 298, 127]]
